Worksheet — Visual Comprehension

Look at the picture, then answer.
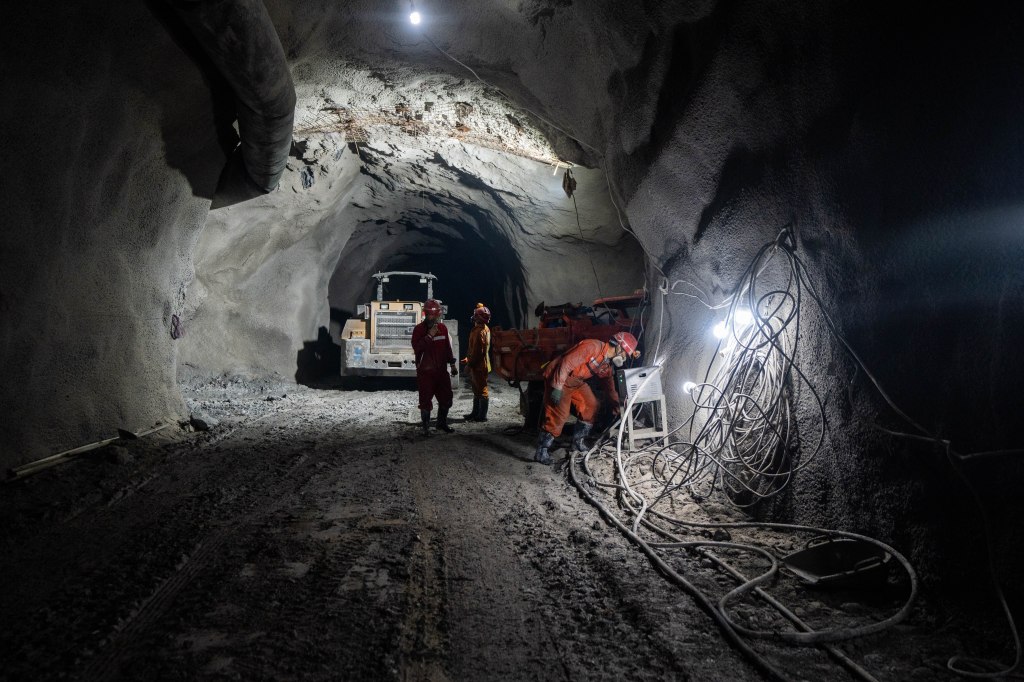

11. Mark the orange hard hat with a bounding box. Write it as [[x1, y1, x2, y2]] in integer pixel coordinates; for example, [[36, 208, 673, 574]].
[[473, 305, 491, 323], [610, 331, 639, 357]]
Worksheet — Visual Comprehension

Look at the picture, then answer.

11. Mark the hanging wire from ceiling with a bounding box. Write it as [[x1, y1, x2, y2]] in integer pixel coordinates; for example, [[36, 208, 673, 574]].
[[412, 27, 622, 308], [561, 167, 606, 303]]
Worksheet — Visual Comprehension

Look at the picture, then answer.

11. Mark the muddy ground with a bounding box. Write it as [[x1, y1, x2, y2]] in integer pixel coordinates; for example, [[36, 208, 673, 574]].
[[0, 377, 1015, 681]]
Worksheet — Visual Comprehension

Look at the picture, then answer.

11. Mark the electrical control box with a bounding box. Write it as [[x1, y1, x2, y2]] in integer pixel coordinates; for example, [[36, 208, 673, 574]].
[[614, 365, 664, 404]]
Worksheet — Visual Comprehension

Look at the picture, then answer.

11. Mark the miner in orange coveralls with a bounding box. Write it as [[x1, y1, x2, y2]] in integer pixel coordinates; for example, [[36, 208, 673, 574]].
[[411, 299, 458, 435], [534, 331, 640, 465], [461, 303, 492, 422]]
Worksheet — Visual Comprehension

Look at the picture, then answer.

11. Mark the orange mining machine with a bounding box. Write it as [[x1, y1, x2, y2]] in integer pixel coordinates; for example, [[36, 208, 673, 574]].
[[490, 290, 647, 427]]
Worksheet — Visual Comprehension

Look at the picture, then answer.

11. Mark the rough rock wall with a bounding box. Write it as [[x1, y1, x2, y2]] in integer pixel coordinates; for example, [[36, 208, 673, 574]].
[[327, 148, 644, 334], [0, 3, 224, 467], [178, 136, 362, 380], [614, 2, 1024, 586]]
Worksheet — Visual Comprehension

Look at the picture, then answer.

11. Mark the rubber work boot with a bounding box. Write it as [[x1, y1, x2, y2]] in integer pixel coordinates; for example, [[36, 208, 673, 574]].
[[420, 409, 431, 436], [437, 407, 455, 433], [464, 397, 480, 421], [477, 398, 489, 422], [572, 421, 593, 453], [534, 431, 554, 465]]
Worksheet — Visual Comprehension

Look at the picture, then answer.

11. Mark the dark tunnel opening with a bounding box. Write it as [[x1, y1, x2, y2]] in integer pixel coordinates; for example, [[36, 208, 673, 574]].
[[317, 206, 530, 386], [376, 220, 529, 354]]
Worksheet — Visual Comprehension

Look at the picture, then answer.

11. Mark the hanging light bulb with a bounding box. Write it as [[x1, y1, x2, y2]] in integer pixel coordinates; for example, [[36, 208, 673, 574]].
[[683, 381, 696, 394], [409, 10, 421, 24], [713, 321, 728, 339]]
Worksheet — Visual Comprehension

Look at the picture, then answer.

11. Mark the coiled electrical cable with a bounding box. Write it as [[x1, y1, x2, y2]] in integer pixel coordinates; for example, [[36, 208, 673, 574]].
[[564, 229, 909, 679], [628, 229, 827, 508], [569, 226, 1019, 679]]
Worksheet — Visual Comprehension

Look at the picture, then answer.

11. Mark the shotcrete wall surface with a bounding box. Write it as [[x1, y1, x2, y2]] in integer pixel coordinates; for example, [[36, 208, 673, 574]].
[[178, 136, 363, 380], [616, 3, 1024, 584], [0, 3, 225, 465], [326, 149, 645, 332]]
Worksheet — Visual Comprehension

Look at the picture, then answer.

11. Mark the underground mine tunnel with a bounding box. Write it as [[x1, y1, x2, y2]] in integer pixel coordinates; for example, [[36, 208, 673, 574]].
[[2, 1, 1023, 680]]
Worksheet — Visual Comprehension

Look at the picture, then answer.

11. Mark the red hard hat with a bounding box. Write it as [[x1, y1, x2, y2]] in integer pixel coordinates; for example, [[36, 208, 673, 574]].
[[473, 305, 491, 323], [610, 331, 639, 356], [424, 299, 442, 316]]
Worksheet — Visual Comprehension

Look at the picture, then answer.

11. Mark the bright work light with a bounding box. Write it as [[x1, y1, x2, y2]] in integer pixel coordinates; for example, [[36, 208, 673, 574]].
[[410, 10, 421, 24]]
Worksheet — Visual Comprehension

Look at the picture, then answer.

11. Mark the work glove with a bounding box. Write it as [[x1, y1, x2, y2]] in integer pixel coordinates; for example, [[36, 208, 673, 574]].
[[549, 388, 563, 405], [450, 363, 458, 377]]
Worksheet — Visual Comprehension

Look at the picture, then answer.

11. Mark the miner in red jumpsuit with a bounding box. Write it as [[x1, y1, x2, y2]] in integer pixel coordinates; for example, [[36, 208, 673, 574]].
[[534, 331, 640, 465], [461, 303, 492, 422], [411, 299, 458, 435]]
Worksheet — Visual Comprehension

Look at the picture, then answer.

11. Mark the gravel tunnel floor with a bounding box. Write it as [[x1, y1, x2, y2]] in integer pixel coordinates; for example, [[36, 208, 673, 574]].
[[0, 378, 1010, 681]]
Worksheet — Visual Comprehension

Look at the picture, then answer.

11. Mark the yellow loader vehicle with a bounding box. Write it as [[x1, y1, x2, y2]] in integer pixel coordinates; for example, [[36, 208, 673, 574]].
[[339, 271, 459, 378]]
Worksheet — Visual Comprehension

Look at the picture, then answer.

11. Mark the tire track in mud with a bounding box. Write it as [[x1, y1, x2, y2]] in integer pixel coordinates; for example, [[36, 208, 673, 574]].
[[452, 432, 762, 681], [123, 437, 418, 681], [401, 438, 571, 681], [396, 522, 451, 681], [0, 403, 314, 588], [400, 450, 456, 681], [82, 523, 249, 681], [70, 403, 362, 681], [443, 442, 577, 681]]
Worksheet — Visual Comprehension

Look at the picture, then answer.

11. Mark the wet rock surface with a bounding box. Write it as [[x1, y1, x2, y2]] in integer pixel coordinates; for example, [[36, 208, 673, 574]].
[[0, 378, 1012, 681]]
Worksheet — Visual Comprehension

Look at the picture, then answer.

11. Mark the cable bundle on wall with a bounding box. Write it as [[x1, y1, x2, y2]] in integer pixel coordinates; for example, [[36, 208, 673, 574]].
[[569, 226, 1019, 679], [557, 230, 915, 680], [642, 229, 825, 508]]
